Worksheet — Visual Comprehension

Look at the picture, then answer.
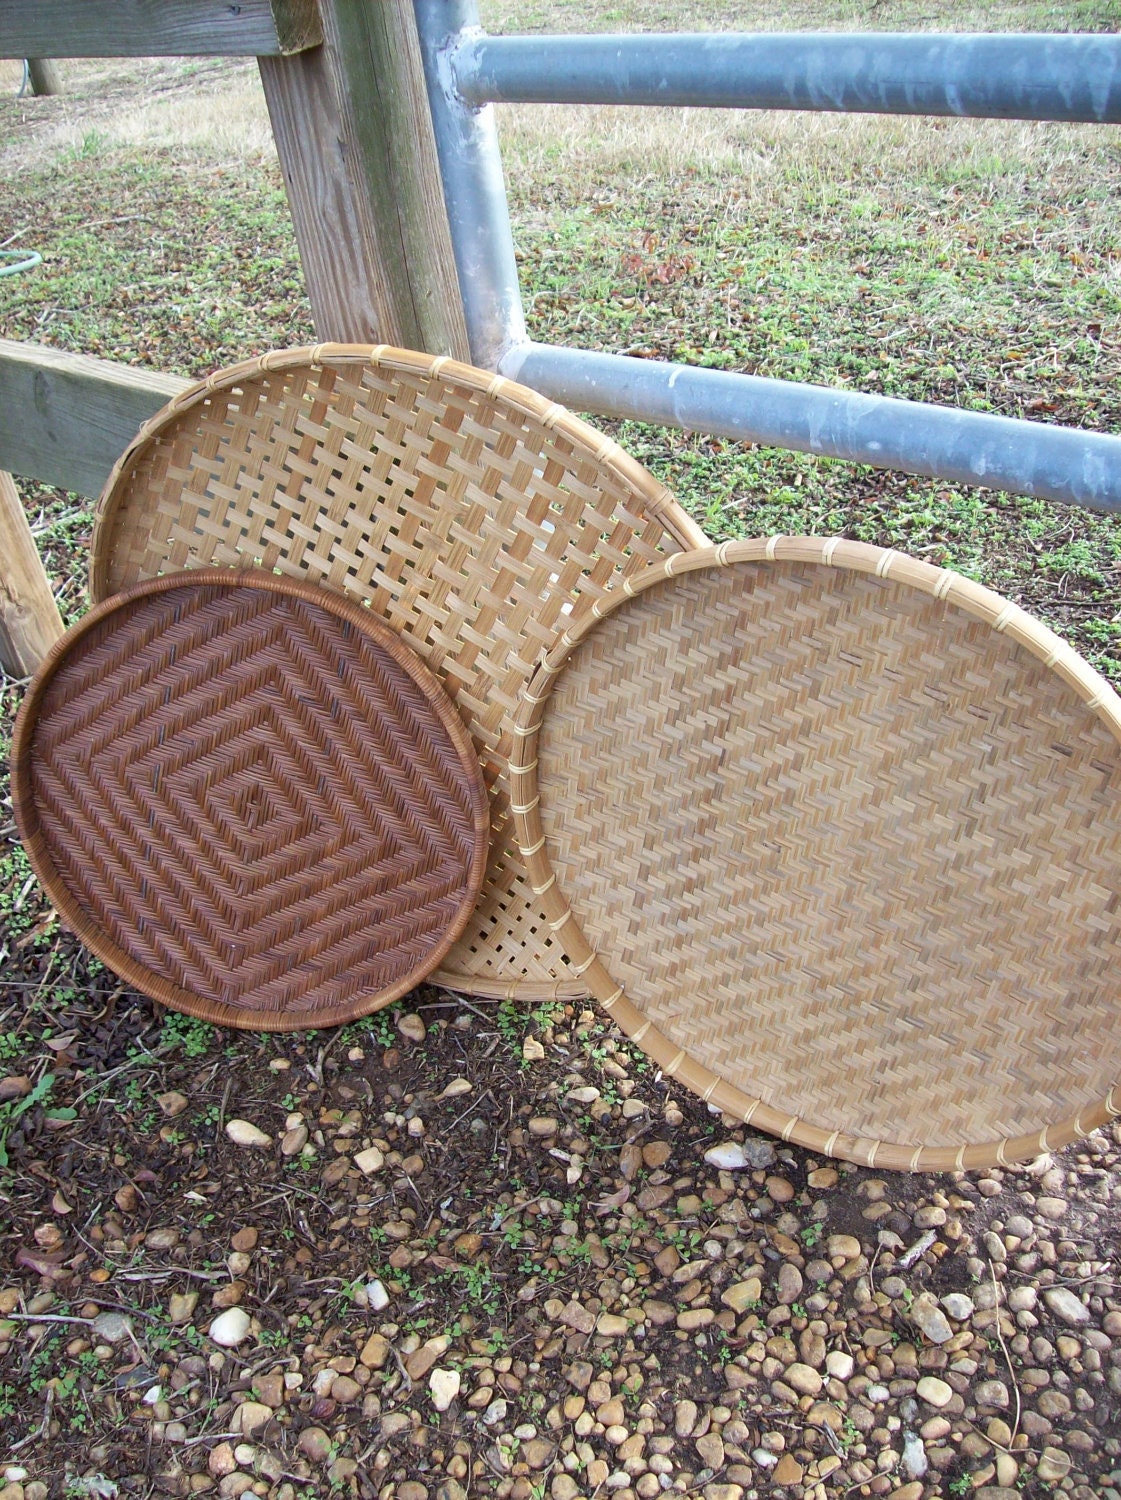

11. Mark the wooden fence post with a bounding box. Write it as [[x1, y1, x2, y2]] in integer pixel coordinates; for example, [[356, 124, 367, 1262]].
[[26, 59, 62, 95], [0, 471, 64, 677], [258, 0, 469, 357]]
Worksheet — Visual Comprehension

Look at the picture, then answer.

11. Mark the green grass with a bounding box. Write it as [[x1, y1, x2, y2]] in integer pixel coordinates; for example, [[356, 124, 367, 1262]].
[[0, 1, 1116, 685]]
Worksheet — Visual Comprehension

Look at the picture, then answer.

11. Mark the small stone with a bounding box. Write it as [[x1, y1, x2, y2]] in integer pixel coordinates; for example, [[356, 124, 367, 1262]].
[[703, 1142, 753, 1170], [702, 1488, 744, 1500], [643, 1140, 672, 1168], [900, 1435, 927, 1479], [354, 1146, 385, 1175], [777, 1263, 803, 1305], [1035, 1196, 1067, 1220], [909, 1293, 953, 1344], [784, 1363, 822, 1397], [677, 1307, 714, 1331], [225, 1119, 272, 1148], [522, 1037, 545, 1062], [807, 1167, 838, 1188], [253, 1370, 285, 1408], [825, 1350, 854, 1380], [799, 1330, 826, 1370], [331, 1375, 361, 1403], [145, 1228, 180, 1251], [913, 1206, 946, 1228], [995, 1454, 1019, 1487], [157, 1091, 189, 1117], [208, 1307, 251, 1347], [772, 1454, 803, 1484], [1043, 1286, 1089, 1325], [366, 1278, 390, 1312], [940, 1293, 975, 1320], [975, 1380, 1009, 1408], [722, 1278, 762, 1313], [528, 1116, 558, 1137], [281, 1123, 308, 1156], [233, 1401, 271, 1434], [674, 1399, 698, 1437], [405, 1334, 449, 1380], [596, 1313, 630, 1336], [916, 1376, 953, 1407], [696, 1433, 724, 1469], [0, 1077, 30, 1102], [230, 1227, 258, 1253], [523, 1439, 555, 1470], [429, 1367, 461, 1412], [827, 1234, 861, 1260], [566, 1086, 600, 1105], [1035, 1446, 1071, 1483], [208, 1443, 237, 1478], [297, 1426, 333, 1463], [91, 1311, 132, 1343], [887, 1485, 924, 1500], [360, 1332, 390, 1370], [765, 1175, 794, 1202], [397, 1013, 426, 1043]]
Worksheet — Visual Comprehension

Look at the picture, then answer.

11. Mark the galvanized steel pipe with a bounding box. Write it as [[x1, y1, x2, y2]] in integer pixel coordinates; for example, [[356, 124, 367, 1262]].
[[415, 0, 527, 372], [501, 343, 1121, 514], [454, 31, 1121, 123]]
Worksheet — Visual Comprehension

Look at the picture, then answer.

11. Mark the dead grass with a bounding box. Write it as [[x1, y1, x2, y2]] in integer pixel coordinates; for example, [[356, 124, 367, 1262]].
[[494, 100, 1118, 190]]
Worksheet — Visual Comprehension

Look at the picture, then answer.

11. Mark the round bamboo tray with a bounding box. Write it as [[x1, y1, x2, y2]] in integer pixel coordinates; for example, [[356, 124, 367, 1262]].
[[90, 344, 706, 1001], [12, 570, 490, 1032], [509, 537, 1121, 1171]]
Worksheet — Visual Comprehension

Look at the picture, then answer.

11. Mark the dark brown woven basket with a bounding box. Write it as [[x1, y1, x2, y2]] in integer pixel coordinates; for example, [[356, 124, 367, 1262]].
[[13, 570, 490, 1031]]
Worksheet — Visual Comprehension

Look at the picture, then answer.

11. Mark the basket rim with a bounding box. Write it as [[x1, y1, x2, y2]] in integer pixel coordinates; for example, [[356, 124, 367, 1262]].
[[89, 342, 706, 601], [508, 535, 1121, 1172], [13, 567, 491, 1032]]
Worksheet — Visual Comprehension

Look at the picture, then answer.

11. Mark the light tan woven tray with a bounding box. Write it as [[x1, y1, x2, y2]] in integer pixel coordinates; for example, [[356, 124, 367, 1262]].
[[90, 345, 707, 1001], [510, 537, 1121, 1171], [13, 571, 490, 1032]]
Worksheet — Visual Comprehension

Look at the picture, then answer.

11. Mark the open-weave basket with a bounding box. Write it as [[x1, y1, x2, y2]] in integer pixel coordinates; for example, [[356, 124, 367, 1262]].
[[510, 537, 1121, 1171], [91, 344, 707, 1000]]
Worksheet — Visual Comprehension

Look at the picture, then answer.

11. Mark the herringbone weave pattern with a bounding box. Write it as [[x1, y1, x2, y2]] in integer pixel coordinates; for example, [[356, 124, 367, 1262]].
[[91, 345, 706, 999], [510, 539, 1121, 1170], [13, 573, 489, 1031]]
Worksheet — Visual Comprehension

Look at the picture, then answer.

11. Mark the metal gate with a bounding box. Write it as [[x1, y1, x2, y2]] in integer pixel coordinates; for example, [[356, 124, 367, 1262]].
[[413, 2, 1121, 514]]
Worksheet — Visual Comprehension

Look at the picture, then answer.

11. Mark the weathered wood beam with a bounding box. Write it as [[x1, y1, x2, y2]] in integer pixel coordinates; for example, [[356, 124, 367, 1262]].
[[0, 470, 64, 676], [0, 1, 321, 59], [0, 340, 188, 499], [26, 59, 62, 96], [259, 0, 469, 355]]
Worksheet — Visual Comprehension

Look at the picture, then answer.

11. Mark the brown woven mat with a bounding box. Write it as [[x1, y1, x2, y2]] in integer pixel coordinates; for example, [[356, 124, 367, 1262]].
[[90, 344, 706, 1000], [13, 571, 490, 1031], [510, 538, 1121, 1171]]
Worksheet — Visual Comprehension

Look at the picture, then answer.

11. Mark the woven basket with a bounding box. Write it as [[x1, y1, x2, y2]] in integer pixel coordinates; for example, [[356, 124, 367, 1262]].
[[509, 537, 1121, 1171], [90, 344, 707, 1001], [13, 570, 490, 1031]]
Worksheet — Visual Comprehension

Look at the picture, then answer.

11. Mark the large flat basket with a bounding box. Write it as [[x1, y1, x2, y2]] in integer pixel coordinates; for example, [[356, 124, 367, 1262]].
[[510, 538, 1121, 1171], [90, 345, 707, 1001]]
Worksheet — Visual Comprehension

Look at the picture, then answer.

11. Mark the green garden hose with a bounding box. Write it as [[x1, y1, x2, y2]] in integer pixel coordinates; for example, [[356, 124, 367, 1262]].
[[0, 249, 41, 277]]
